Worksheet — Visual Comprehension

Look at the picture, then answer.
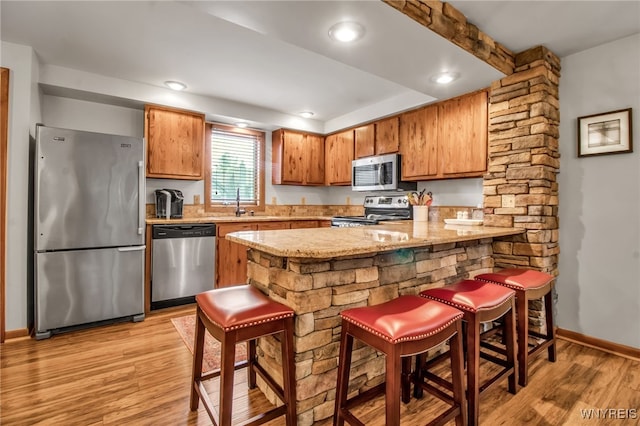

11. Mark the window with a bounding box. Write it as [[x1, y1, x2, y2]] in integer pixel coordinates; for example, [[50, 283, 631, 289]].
[[205, 123, 265, 213]]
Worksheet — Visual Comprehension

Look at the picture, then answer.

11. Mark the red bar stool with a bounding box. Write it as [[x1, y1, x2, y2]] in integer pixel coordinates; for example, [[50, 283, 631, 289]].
[[419, 280, 518, 426], [476, 268, 557, 387], [189, 285, 296, 426], [334, 295, 467, 426]]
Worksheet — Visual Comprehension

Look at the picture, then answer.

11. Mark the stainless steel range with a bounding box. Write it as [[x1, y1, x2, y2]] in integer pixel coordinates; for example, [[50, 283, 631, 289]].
[[331, 195, 412, 227]]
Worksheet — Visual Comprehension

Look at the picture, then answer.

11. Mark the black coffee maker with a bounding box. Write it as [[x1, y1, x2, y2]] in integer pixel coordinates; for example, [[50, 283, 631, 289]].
[[155, 189, 184, 219]]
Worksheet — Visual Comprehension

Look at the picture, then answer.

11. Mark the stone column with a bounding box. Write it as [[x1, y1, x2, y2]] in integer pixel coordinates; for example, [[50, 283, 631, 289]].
[[484, 46, 561, 332]]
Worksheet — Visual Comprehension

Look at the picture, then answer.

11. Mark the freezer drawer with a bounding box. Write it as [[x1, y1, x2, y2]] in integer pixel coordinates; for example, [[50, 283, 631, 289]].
[[35, 246, 145, 335]]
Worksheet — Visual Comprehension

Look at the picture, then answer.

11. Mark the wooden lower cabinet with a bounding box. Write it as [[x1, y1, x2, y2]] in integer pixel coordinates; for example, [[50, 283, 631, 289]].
[[290, 220, 318, 229], [216, 223, 258, 287], [257, 222, 289, 231], [216, 220, 327, 287]]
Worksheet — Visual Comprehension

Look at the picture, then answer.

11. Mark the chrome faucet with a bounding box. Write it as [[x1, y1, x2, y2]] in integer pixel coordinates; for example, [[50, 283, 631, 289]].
[[235, 188, 246, 217]]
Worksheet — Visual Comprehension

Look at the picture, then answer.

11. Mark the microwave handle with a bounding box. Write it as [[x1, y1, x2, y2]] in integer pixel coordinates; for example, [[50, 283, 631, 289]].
[[378, 163, 386, 185]]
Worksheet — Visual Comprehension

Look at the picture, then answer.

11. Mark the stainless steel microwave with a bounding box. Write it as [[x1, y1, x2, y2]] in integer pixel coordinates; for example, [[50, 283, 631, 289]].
[[351, 154, 417, 192]]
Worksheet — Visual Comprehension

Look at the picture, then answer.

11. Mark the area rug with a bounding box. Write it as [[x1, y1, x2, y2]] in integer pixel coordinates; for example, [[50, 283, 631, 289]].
[[171, 314, 247, 372]]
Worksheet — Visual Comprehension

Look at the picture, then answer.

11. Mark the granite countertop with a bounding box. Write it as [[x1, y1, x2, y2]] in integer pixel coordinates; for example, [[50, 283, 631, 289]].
[[226, 221, 524, 258], [145, 215, 332, 225]]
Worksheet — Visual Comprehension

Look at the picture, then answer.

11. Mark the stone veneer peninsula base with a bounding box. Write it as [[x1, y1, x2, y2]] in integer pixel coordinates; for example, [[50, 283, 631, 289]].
[[227, 222, 523, 425]]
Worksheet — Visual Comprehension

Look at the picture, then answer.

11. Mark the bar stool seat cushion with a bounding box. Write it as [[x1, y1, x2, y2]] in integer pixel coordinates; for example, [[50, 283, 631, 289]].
[[341, 295, 463, 344], [476, 268, 553, 291], [421, 279, 515, 313], [196, 285, 294, 331]]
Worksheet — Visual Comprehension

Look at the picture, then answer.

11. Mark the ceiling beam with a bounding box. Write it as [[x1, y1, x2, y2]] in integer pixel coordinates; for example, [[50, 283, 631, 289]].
[[383, 0, 516, 75]]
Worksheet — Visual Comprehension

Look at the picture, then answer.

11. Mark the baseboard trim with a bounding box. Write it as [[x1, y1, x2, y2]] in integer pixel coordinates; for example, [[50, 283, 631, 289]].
[[556, 328, 640, 361], [4, 328, 30, 340]]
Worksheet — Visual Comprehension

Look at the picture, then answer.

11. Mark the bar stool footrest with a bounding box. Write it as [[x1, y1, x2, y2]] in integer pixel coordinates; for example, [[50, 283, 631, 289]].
[[529, 338, 555, 357], [200, 359, 250, 381], [344, 383, 386, 411], [239, 406, 288, 426], [480, 340, 508, 355], [253, 361, 286, 402]]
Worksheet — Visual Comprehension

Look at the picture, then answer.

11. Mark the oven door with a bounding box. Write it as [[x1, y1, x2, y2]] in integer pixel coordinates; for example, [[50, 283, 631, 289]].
[[352, 154, 398, 191]]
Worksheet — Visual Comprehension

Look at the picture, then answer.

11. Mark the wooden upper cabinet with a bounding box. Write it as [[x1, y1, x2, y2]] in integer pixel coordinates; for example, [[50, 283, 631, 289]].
[[399, 105, 438, 180], [272, 129, 324, 186], [354, 117, 399, 159], [304, 134, 325, 185], [325, 129, 354, 186], [354, 124, 375, 159], [145, 105, 205, 180], [375, 116, 399, 155], [438, 90, 488, 177]]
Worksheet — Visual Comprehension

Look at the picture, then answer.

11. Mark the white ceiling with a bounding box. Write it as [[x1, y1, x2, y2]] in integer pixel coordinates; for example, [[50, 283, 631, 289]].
[[1, 1, 639, 131]]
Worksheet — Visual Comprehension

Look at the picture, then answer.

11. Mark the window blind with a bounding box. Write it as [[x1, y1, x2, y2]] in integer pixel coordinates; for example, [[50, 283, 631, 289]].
[[209, 127, 260, 205]]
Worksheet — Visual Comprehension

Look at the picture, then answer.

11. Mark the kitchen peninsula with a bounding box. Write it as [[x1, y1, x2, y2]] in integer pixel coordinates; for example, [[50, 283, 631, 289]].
[[226, 221, 524, 425]]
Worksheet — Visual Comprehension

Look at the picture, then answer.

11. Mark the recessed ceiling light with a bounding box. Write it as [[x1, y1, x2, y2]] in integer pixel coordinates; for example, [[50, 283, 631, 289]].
[[328, 21, 365, 43], [431, 72, 459, 85], [299, 111, 315, 118], [164, 80, 187, 91], [235, 121, 248, 128]]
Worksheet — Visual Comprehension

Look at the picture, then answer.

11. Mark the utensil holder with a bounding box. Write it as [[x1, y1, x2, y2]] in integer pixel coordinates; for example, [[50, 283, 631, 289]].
[[413, 206, 429, 222]]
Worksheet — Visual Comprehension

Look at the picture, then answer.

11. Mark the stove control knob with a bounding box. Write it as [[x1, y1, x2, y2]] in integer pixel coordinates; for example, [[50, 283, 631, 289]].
[[401, 199, 407, 204]]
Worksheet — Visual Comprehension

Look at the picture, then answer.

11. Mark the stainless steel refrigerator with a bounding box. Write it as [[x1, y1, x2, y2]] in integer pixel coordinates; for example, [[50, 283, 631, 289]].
[[34, 125, 146, 339]]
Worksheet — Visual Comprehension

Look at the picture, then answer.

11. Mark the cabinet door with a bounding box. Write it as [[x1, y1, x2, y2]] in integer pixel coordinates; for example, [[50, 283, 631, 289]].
[[145, 105, 205, 180], [257, 222, 290, 231], [325, 130, 354, 186], [375, 116, 399, 155], [399, 105, 438, 180], [290, 220, 319, 229], [216, 223, 257, 287], [354, 124, 375, 159], [272, 130, 324, 186], [304, 134, 325, 185], [438, 90, 488, 176], [282, 131, 305, 184]]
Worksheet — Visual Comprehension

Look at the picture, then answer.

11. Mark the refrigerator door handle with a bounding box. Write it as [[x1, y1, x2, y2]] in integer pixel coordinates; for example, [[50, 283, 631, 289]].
[[138, 160, 144, 235], [118, 245, 146, 252]]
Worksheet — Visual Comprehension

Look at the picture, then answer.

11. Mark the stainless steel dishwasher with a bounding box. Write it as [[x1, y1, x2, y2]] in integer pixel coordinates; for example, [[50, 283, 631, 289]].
[[151, 224, 216, 310]]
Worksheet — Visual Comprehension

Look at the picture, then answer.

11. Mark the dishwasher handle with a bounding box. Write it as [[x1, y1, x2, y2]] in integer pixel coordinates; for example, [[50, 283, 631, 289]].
[[152, 224, 216, 239]]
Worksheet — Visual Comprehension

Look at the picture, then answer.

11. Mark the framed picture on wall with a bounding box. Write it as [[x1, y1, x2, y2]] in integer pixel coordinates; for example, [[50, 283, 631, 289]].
[[577, 108, 633, 157]]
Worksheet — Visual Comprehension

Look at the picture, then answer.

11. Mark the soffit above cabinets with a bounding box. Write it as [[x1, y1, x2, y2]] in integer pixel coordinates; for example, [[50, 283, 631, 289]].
[[2, 1, 638, 131]]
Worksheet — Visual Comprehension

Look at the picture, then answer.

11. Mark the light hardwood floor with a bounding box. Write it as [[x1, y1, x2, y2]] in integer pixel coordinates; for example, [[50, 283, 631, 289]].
[[1, 305, 638, 425]]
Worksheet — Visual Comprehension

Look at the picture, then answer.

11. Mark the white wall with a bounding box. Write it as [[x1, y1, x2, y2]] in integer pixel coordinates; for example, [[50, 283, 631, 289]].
[[557, 33, 640, 348], [1, 41, 41, 330]]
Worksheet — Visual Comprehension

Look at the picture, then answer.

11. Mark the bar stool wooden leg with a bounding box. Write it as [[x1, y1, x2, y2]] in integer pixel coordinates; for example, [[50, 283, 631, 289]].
[[450, 321, 467, 426], [467, 315, 481, 426], [504, 299, 518, 393], [516, 293, 529, 387], [386, 346, 402, 426], [545, 291, 557, 362], [401, 357, 412, 404], [334, 326, 354, 426], [190, 306, 206, 411], [282, 316, 297, 426], [413, 353, 425, 399], [248, 340, 257, 389], [219, 331, 238, 426]]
